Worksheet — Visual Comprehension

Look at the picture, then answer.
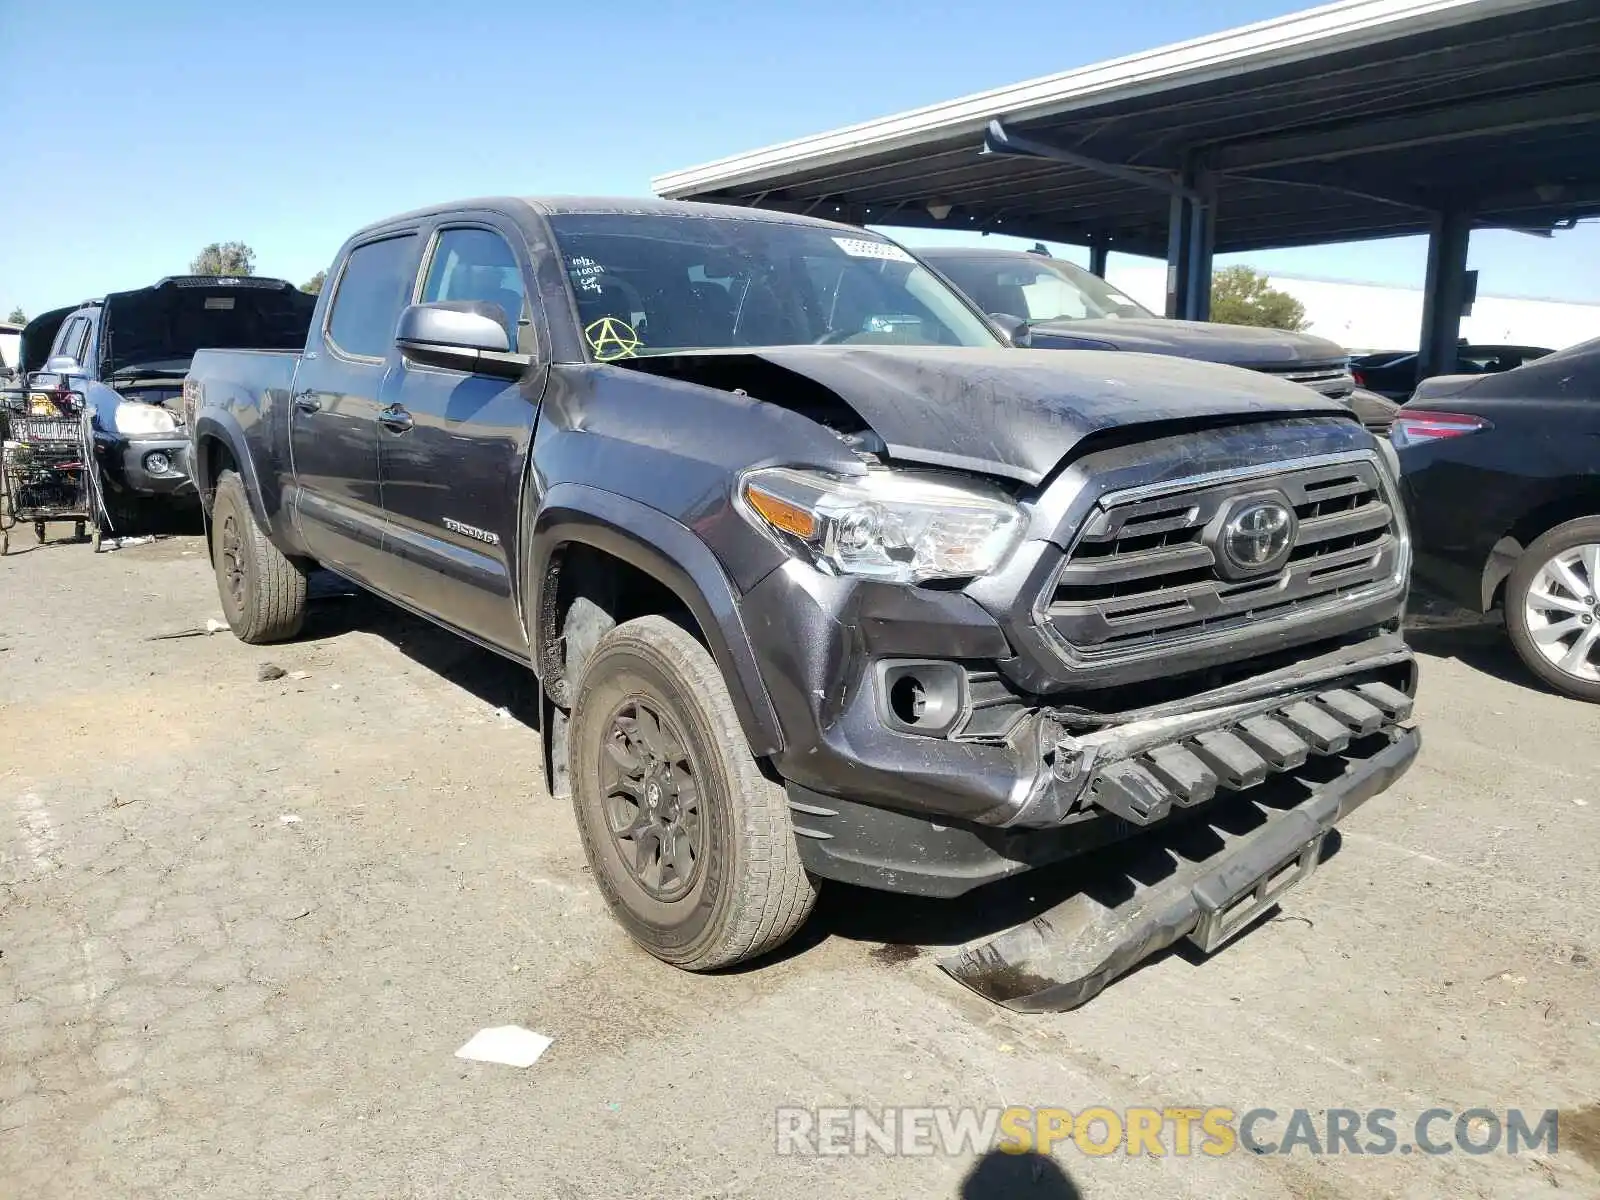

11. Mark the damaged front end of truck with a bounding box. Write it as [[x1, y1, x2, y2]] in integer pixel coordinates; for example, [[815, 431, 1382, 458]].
[[599, 338, 1418, 1011]]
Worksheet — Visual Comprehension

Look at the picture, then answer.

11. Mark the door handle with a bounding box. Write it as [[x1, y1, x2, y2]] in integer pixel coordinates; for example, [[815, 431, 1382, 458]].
[[292, 390, 320, 414], [379, 404, 414, 433]]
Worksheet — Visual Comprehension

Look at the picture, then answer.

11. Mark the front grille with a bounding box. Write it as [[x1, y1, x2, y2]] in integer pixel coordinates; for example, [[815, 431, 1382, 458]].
[[1041, 457, 1405, 663], [1252, 360, 1354, 397]]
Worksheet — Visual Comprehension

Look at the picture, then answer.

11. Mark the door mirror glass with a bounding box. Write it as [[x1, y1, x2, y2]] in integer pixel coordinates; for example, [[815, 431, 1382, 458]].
[[396, 301, 512, 360], [45, 354, 85, 376]]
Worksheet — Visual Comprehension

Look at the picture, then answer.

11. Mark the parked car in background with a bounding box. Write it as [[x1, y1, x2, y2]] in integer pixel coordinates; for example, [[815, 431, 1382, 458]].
[[0, 321, 21, 381], [1353, 344, 1555, 402], [184, 196, 1419, 1009], [918, 246, 1400, 434], [19, 277, 314, 529], [1394, 337, 1600, 701]]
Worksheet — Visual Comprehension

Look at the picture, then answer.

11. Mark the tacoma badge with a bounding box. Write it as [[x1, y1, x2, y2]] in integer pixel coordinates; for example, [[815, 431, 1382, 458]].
[[442, 517, 501, 545]]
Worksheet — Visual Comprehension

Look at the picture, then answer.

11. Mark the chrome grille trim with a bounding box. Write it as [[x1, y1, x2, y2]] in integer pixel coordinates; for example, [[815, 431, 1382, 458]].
[[1035, 452, 1409, 668], [1252, 360, 1356, 397]]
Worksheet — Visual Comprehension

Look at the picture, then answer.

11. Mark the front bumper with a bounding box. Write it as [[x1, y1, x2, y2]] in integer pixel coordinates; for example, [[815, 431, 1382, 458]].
[[940, 725, 1419, 1011], [751, 558, 1417, 899], [97, 433, 194, 498], [788, 672, 1416, 899], [749, 558, 1413, 837]]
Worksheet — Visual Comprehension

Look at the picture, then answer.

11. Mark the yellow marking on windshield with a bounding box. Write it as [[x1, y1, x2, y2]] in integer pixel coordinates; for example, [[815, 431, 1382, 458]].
[[585, 317, 642, 362]]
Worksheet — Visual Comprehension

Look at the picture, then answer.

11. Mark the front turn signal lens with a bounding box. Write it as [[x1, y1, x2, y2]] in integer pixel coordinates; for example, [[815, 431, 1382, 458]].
[[745, 485, 819, 539]]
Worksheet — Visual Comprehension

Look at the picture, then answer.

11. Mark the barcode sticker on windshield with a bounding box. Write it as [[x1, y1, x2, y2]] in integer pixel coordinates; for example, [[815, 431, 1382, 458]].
[[832, 237, 914, 263], [204, 297, 235, 310]]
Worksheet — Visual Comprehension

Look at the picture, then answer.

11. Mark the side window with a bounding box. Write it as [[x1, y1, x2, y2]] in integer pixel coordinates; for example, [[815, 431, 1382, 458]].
[[75, 317, 97, 371], [53, 317, 85, 360], [420, 228, 528, 349], [326, 234, 418, 360]]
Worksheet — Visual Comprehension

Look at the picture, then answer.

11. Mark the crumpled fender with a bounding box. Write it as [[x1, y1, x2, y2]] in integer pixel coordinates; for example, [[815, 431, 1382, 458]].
[[527, 482, 783, 757]]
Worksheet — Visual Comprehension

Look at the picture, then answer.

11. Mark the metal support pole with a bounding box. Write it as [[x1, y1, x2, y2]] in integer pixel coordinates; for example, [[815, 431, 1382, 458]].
[[1165, 191, 1192, 319], [1088, 240, 1109, 278], [1417, 209, 1472, 381], [1165, 158, 1215, 320], [1188, 195, 1216, 322]]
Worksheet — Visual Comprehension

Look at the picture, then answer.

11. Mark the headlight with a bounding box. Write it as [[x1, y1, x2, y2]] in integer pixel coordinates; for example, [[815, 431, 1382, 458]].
[[114, 402, 178, 435], [738, 466, 1025, 583]]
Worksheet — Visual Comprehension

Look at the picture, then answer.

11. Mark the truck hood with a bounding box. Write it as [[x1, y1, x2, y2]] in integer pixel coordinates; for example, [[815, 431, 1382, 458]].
[[623, 345, 1347, 486], [1026, 318, 1347, 367]]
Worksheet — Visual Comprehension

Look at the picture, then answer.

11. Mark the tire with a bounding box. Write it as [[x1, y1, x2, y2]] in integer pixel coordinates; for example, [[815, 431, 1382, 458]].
[[1504, 516, 1600, 703], [98, 489, 146, 536], [570, 615, 815, 970], [211, 469, 307, 644]]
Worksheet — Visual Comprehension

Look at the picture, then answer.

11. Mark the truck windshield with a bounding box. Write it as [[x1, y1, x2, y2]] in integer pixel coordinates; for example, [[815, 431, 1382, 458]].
[[547, 214, 1000, 360], [930, 254, 1156, 323]]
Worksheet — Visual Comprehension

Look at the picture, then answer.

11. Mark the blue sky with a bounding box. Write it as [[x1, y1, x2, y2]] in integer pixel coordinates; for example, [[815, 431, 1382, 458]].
[[2, 0, 1595, 321]]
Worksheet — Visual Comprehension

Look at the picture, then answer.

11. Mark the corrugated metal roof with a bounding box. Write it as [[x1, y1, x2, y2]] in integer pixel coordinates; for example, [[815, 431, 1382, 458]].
[[654, 0, 1600, 254]]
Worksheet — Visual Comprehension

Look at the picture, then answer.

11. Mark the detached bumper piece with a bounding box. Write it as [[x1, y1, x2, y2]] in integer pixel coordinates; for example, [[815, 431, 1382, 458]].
[[940, 725, 1419, 1012], [1075, 681, 1412, 828]]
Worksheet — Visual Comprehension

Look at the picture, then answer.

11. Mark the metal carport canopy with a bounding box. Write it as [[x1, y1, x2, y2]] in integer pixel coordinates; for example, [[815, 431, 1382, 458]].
[[653, 0, 1600, 264]]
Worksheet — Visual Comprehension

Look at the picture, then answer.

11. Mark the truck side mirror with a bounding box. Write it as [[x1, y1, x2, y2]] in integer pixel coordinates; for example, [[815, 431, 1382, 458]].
[[44, 354, 85, 376], [988, 313, 1031, 348], [395, 302, 513, 367]]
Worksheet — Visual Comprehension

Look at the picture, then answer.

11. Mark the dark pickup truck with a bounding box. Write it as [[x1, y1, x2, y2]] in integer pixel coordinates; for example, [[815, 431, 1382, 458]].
[[186, 197, 1419, 1010]]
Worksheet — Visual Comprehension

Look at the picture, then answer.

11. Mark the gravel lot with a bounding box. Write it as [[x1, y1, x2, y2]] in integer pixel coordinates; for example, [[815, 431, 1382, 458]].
[[3, 524, 1598, 1199]]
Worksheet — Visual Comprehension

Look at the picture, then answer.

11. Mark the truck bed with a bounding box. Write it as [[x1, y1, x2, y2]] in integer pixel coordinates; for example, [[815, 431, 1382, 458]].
[[184, 348, 300, 429]]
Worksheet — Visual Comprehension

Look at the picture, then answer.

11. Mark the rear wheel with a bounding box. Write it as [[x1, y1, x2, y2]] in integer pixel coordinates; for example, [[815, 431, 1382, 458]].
[[211, 470, 307, 643], [1505, 517, 1600, 702], [570, 615, 815, 970]]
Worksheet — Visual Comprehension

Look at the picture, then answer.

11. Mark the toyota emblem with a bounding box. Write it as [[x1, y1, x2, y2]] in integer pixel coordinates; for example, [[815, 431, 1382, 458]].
[[1220, 498, 1296, 576]]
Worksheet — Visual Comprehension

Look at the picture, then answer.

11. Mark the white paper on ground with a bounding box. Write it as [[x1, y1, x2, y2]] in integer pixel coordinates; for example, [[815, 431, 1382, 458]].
[[455, 1026, 554, 1068]]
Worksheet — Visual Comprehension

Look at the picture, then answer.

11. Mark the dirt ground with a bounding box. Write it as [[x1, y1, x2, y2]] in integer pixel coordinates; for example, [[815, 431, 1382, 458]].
[[2, 522, 1598, 1199]]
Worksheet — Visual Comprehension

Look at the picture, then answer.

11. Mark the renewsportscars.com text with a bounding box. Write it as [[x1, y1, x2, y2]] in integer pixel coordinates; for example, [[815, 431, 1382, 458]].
[[775, 1106, 1562, 1158]]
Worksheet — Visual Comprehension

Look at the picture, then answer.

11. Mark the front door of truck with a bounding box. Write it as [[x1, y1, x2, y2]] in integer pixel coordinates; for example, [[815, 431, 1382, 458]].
[[288, 232, 420, 586], [373, 223, 544, 652]]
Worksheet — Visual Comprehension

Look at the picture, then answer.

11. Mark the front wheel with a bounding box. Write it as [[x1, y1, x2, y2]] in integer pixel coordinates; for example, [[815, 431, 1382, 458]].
[[570, 615, 816, 970], [1505, 517, 1600, 702]]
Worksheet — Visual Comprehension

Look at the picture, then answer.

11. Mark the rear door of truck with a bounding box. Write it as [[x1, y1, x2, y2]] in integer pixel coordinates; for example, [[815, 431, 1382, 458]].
[[367, 215, 548, 653], [287, 231, 422, 587]]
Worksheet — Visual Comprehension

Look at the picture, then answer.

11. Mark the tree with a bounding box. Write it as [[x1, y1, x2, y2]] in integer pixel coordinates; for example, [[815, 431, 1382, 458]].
[[301, 269, 326, 295], [6, 306, 24, 324], [1210, 266, 1308, 331], [190, 241, 257, 277]]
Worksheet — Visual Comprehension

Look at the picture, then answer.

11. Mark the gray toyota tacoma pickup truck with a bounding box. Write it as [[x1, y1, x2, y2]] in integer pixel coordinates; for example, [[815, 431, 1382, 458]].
[[185, 197, 1419, 1010]]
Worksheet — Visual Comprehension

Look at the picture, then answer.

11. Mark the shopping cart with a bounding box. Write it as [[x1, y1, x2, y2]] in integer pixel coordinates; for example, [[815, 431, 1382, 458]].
[[0, 383, 103, 554]]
